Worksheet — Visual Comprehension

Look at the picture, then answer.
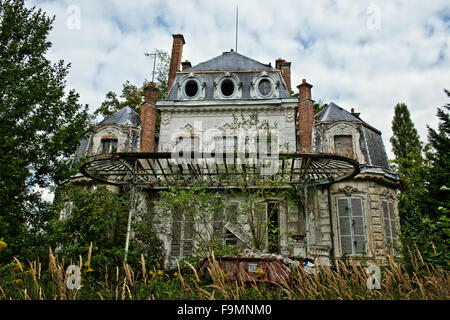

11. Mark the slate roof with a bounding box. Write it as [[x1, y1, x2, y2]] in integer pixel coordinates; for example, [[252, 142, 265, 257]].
[[315, 102, 362, 123], [185, 50, 274, 72], [98, 106, 140, 126]]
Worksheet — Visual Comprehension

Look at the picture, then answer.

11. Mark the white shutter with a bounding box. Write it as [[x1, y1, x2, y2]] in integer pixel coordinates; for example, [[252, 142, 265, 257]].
[[170, 210, 182, 257], [351, 198, 366, 254], [337, 197, 366, 255], [382, 200, 397, 254], [337, 198, 353, 255]]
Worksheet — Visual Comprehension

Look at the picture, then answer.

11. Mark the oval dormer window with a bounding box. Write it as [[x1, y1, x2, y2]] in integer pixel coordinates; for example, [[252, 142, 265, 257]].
[[221, 79, 235, 97], [185, 80, 199, 98], [177, 73, 205, 100], [258, 79, 272, 96], [213, 73, 242, 99]]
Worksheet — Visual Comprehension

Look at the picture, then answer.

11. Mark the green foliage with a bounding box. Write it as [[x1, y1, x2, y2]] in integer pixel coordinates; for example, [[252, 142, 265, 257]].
[[0, 0, 90, 264], [391, 94, 450, 270], [390, 103, 422, 160], [49, 186, 164, 271]]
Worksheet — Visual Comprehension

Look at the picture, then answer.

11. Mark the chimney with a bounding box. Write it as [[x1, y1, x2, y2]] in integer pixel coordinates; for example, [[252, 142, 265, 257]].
[[275, 58, 284, 70], [181, 60, 192, 71], [140, 82, 159, 152], [297, 79, 314, 153], [280, 61, 292, 95], [167, 34, 185, 94], [351, 107, 361, 117]]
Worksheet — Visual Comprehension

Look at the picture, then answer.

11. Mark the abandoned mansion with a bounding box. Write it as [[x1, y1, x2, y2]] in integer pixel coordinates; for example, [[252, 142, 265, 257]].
[[74, 34, 400, 267]]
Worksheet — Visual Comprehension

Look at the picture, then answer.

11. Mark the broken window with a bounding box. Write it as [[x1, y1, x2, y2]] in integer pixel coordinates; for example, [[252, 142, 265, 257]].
[[101, 138, 118, 154], [336, 197, 366, 255], [382, 200, 397, 254], [334, 135, 353, 156]]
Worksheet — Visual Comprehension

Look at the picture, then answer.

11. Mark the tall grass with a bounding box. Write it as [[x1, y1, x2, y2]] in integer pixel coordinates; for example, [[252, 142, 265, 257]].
[[0, 247, 448, 300]]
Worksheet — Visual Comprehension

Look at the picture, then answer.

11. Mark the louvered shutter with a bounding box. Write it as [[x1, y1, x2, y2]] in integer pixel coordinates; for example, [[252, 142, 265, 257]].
[[337, 198, 353, 254], [382, 201, 391, 242], [170, 210, 182, 257], [388, 202, 396, 238], [183, 214, 194, 256], [255, 202, 267, 246], [351, 198, 366, 254], [213, 210, 224, 242]]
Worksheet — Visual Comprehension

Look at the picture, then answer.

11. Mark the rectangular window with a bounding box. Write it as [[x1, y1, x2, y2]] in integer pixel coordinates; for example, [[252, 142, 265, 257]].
[[170, 210, 194, 258], [336, 197, 366, 255], [101, 138, 118, 154], [256, 135, 278, 156], [382, 200, 397, 254], [214, 136, 237, 153], [334, 135, 353, 156], [176, 136, 199, 152]]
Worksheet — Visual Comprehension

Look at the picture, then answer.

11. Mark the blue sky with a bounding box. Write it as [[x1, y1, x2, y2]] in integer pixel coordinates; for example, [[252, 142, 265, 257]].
[[32, 0, 450, 160]]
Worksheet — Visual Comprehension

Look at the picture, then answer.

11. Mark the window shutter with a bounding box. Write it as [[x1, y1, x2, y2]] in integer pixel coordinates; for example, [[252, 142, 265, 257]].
[[337, 198, 353, 254], [255, 202, 267, 246], [337, 197, 366, 255], [351, 198, 365, 254], [213, 210, 224, 242], [170, 210, 182, 257], [382, 201, 391, 241], [388, 202, 396, 238]]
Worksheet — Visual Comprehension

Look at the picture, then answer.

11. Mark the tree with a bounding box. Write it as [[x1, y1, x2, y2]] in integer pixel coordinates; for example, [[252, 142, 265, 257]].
[[390, 103, 422, 160], [94, 50, 170, 118], [420, 90, 450, 268], [0, 0, 90, 263]]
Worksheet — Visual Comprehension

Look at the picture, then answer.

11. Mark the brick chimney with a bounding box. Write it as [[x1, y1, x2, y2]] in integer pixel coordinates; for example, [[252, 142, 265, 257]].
[[167, 34, 185, 95], [280, 61, 292, 95], [297, 79, 314, 153], [181, 60, 192, 71], [275, 58, 292, 95], [140, 82, 159, 152]]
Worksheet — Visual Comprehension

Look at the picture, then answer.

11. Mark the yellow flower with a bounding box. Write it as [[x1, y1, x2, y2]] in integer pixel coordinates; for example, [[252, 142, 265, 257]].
[[173, 272, 179, 277], [86, 267, 94, 273], [15, 279, 23, 285], [157, 270, 164, 276], [149, 270, 155, 277], [255, 268, 264, 275], [0, 237, 7, 251]]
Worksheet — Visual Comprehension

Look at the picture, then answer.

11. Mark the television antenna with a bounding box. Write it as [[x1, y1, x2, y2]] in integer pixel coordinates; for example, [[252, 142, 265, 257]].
[[144, 51, 161, 83]]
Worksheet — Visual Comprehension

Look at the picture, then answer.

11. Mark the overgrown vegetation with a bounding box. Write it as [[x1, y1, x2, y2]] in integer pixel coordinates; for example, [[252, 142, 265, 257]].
[[390, 94, 450, 270], [0, 248, 448, 300]]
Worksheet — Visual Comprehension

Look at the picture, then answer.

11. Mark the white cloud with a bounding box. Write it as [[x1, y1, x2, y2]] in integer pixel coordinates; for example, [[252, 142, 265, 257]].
[[31, 0, 450, 159]]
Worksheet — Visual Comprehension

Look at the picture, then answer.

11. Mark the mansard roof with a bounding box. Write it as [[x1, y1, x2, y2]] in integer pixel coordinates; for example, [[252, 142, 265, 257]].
[[314, 102, 391, 171], [185, 50, 274, 72], [98, 106, 140, 126]]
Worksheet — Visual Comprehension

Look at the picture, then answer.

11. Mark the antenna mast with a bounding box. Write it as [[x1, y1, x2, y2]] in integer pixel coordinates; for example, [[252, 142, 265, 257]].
[[235, 5, 238, 52], [144, 51, 159, 83]]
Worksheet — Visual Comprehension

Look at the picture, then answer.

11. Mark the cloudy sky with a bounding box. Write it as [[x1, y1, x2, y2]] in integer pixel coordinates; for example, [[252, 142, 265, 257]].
[[31, 0, 449, 159]]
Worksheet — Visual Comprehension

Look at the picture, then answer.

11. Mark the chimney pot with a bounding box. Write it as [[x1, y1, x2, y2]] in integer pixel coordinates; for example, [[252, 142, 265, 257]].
[[351, 108, 355, 113]]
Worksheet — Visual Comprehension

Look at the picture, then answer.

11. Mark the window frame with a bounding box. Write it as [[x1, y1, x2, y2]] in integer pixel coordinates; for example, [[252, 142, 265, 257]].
[[101, 138, 118, 154]]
